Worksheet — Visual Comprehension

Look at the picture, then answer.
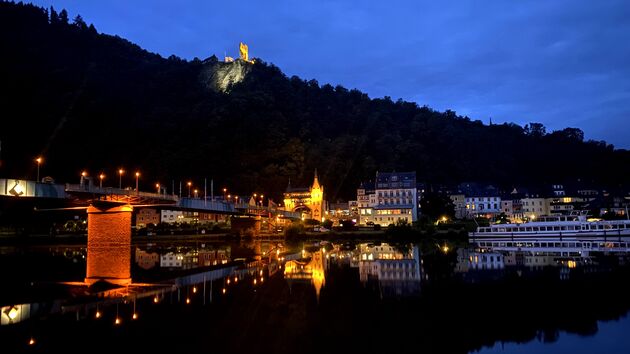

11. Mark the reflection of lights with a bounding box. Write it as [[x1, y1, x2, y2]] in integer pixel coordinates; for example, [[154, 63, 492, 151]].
[[29, 338, 35, 346], [234, 277, 238, 283], [193, 287, 197, 293], [259, 270, 263, 276], [253, 279, 257, 285], [227, 278, 231, 285], [568, 260, 577, 269], [260, 277, 264, 283]]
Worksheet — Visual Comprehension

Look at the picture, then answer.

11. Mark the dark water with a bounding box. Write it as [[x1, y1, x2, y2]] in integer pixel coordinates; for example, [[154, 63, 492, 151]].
[[1, 239, 630, 354]]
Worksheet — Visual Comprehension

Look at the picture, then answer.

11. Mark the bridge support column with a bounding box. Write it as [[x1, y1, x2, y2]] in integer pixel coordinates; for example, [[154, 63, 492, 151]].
[[85, 204, 133, 286]]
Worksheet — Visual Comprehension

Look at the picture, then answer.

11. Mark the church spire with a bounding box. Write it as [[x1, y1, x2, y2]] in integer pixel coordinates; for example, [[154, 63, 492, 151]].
[[312, 169, 321, 190]]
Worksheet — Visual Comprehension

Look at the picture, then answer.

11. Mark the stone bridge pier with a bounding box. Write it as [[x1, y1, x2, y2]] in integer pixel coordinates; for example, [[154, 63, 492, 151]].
[[85, 203, 133, 286]]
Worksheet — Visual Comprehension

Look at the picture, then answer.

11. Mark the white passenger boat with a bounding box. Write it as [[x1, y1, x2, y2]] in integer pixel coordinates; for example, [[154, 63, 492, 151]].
[[469, 212, 630, 255]]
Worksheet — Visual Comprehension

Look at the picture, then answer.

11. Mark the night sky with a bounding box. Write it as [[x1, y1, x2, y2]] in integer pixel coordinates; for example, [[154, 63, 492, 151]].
[[30, 0, 630, 148]]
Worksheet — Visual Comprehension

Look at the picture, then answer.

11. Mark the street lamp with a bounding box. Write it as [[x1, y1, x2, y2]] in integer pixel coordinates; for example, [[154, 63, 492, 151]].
[[99, 173, 105, 188], [118, 169, 124, 189], [81, 171, 87, 185], [156, 183, 160, 194], [223, 188, 227, 200], [194, 189, 198, 199], [260, 194, 264, 206], [187, 182, 192, 198], [135, 172, 140, 194], [35, 157, 42, 182]]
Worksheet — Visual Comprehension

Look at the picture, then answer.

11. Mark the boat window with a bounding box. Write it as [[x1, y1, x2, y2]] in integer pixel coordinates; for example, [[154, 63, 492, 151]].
[[507, 242, 513, 247], [561, 226, 567, 231], [534, 243, 540, 247], [598, 225, 604, 230], [554, 226, 560, 231], [519, 227, 525, 232], [526, 227, 532, 232], [555, 243, 561, 247], [590, 225, 596, 230], [533, 227, 539, 232]]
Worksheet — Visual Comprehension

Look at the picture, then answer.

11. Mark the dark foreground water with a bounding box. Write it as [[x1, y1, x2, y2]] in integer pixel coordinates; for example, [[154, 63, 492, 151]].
[[1, 239, 630, 354]]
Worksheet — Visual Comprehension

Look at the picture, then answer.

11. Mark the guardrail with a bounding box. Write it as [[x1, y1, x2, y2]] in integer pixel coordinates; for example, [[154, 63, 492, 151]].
[[65, 184, 179, 202]]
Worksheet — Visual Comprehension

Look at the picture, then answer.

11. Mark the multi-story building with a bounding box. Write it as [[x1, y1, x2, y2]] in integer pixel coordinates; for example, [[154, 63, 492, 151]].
[[372, 171, 418, 226], [357, 182, 376, 225], [449, 193, 466, 219], [135, 208, 160, 228], [161, 209, 183, 224], [460, 183, 501, 218]]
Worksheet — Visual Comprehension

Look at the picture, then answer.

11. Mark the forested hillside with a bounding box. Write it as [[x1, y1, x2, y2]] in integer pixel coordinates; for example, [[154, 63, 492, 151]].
[[1, 1, 628, 201]]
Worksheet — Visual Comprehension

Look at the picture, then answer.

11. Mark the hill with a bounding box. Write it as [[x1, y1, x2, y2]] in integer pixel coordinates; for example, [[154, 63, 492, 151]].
[[1, 1, 629, 201]]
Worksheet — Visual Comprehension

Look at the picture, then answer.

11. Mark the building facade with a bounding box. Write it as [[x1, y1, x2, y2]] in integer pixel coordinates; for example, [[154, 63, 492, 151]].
[[283, 170, 325, 221]]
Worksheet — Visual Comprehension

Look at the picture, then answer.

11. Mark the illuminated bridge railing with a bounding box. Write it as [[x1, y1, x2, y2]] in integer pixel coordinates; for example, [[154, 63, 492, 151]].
[[65, 184, 179, 202], [178, 198, 235, 212]]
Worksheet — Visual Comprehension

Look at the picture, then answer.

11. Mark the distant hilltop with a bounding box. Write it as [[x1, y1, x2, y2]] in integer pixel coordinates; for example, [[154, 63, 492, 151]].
[[201, 42, 255, 92]]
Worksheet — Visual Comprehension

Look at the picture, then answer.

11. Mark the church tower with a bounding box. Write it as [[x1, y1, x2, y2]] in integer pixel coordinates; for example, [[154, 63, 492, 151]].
[[310, 169, 324, 221]]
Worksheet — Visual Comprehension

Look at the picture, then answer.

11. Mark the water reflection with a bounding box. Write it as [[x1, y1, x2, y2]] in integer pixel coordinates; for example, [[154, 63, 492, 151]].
[[1, 239, 630, 353]]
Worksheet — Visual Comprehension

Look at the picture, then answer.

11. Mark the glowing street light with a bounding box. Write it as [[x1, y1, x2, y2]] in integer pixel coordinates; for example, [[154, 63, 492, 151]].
[[187, 181, 192, 198], [156, 183, 160, 194], [118, 169, 124, 189], [99, 173, 105, 188], [135, 172, 140, 194], [194, 189, 198, 198], [35, 157, 42, 182]]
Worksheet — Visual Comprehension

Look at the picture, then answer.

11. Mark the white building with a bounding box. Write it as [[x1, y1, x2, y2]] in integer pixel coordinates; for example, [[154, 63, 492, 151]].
[[161, 209, 183, 224]]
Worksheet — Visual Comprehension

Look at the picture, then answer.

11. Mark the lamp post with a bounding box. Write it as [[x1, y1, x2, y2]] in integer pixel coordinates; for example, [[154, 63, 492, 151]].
[[187, 182, 192, 198], [35, 157, 42, 182], [223, 188, 227, 200], [194, 189, 198, 199], [260, 195, 264, 207], [81, 171, 87, 186], [99, 173, 105, 188], [118, 169, 124, 189], [156, 183, 160, 194], [135, 172, 140, 194]]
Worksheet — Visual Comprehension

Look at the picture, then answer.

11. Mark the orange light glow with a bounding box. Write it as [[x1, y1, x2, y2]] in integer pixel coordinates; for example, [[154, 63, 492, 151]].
[[222, 288, 226, 294], [115, 318, 121, 325], [186, 298, 190, 304], [29, 338, 35, 346], [132, 313, 138, 320], [35, 157, 42, 164], [95, 311, 101, 319], [153, 296, 159, 303], [192, 286, 197, 293]]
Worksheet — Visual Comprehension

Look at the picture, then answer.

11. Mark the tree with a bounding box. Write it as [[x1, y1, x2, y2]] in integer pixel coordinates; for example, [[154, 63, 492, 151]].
[[49, 6, 58, 24], [73, 15, 87, 30], [420, 192, 455, 221], [59, 9, 68, 24], [550, 127, 584, 142], [524, 122, 546, 138]]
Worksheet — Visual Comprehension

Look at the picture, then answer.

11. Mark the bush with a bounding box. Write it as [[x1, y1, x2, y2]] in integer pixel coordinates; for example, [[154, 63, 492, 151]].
[[284, 223, 305, 238]]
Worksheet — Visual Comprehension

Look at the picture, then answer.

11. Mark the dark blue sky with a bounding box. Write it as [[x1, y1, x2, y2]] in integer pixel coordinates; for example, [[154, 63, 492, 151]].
[[32, 0, 630, 148]]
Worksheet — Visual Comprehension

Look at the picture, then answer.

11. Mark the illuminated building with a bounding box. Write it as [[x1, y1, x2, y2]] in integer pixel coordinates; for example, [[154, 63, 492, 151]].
[[357, 172, 420, 226], [283, 170, 325, 221]]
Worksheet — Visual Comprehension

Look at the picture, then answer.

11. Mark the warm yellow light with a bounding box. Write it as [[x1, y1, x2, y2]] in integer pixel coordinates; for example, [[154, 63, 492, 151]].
[[153, 296, 159, 303], [442, 245, 450, 254], [441, 216, 447, 222], [29, 338, 35, 346], [35, 157, 42, 164], [186, 298, 190, 304], [115, 317, 121, 325], [192, 286, 197, 293], [222, 288, 226, 294], [99, 174, 105, 180], [259, 270, 263, 276], [81, 171, 87, 177], [223, 188, 227, 192], [187, 181, 192, 186], [254, 193, 257, 197], [253, 279, 257, 285], [194, 189, 198, 194], [227, 278, 231, 285], [132, 313, 138, 320], [119, 169, 124, 175], [95, 311, 101, 319], [260, 277, 264, 283], [260, 195, 264, 199], [531, 214, 536, 220], [135, 172, 140, 177], [7, 307, 18, 320]]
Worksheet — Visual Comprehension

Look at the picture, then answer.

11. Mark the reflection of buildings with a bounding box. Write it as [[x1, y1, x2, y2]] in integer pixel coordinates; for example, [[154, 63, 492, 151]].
[[284, 250, 326, 299], [456, 249, 505, 271], [358, 243, 421, 296], [198, 249, 230, 266], [134, 249, 159, 270]]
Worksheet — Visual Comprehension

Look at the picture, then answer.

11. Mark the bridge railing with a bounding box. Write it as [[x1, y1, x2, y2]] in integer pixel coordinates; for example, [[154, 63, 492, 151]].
[[65, 184, 179, 202], [178, 198, 235, 212]]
